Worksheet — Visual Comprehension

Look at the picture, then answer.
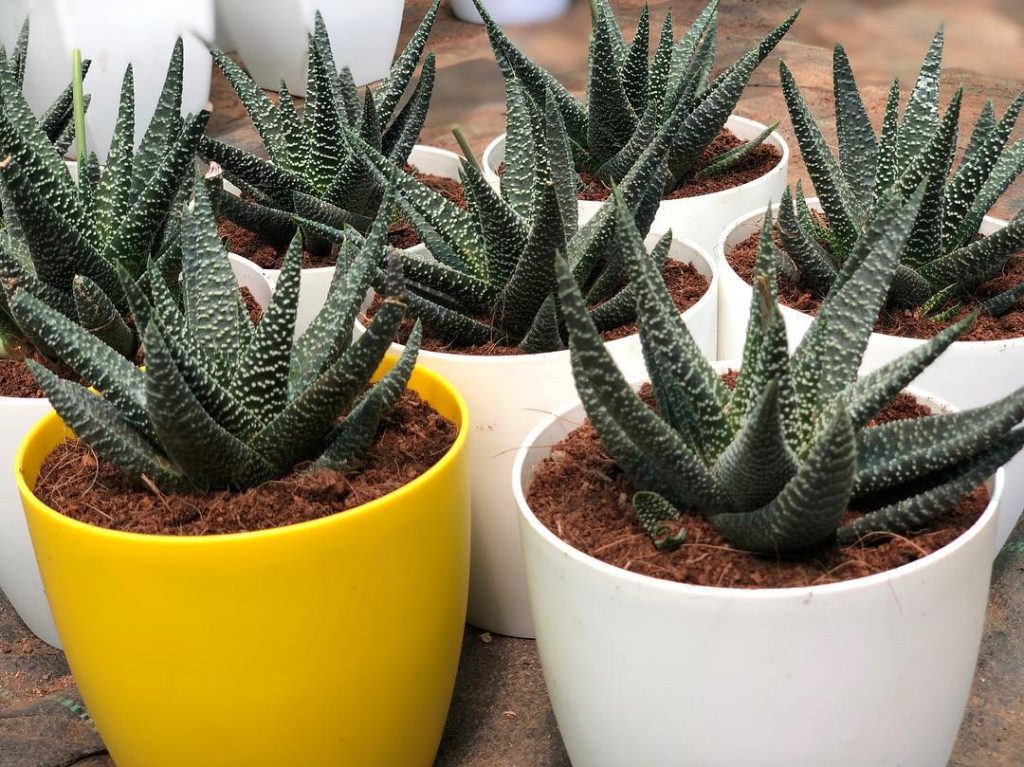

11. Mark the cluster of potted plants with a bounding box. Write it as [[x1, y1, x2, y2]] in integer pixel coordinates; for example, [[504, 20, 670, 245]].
[[0, 0, 1022, 765]]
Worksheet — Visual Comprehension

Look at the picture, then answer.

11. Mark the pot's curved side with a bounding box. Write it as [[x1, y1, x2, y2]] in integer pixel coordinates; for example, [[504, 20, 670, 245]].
[[258, 145, 463, 337], [17, 361, 471, 767], [218, 0, 403, 94], [449, 0, 572, 25], [0, 396, 59, 647], [717, 204, 1024, 550], [513, 383, 1002, 767], [358, 236, 717, 637], [482, 115, 790, 254]]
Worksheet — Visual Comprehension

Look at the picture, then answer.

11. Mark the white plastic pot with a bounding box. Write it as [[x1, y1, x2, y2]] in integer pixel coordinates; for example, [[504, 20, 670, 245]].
[[717, 201, 1024, 551], [0, 255, 270, 648], [513, 375, 1003, 767], [356, 234, 718, 637], [481, 115, 789, 254], [216, 0, 404, 95], [450, 0, 572, 25], [255, 145, 463, 337], [0, 0, 214, 162]]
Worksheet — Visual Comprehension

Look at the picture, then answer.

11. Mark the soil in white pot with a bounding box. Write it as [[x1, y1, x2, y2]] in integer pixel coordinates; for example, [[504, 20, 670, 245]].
[[33, 390, 455, 535], [361, 260, 710, 356], [727, 229, 1024, 342], [498, 128, 782, 203], [526, 381, 990, 589], [218, 165, 467, 267]]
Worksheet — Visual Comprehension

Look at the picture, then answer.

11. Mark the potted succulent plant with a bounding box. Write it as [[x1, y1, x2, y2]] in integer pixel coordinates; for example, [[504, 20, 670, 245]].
[[0, 44, 271, 647], [13, 179, 470, 766], [718, 30, 1024, 548], [513, 197, 1024, 766], [477, 0, 794, 252], [344, 96, 718, 637], [1, 0, 214, 161], [203, 2, 461, 333]]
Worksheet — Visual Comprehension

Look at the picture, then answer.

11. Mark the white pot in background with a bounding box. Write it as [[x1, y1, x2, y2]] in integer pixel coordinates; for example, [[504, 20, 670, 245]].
[[481, 115, 789, 254], [0, 255, 270, 648], [717, 201, 1024, 551], [255, 145, 463, 337], [216, 0, 404, 95], [357, 235, 718, 637], [0, 0, 214, 162], [450, 0, 572, 25], [513, 376, 1003, 767]]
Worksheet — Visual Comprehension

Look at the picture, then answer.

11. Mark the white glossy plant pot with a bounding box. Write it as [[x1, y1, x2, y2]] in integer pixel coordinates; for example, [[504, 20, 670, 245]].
[[481, 115, 789, 254], [0, 0, 214, 162], [216, 0, 404, 95], [0, 255, 270, 648], [717, 201, 1024, 551], [255, 145, 463, 337], [513, 375, 1003, 767], [450, 0, 572, 25], [356, 235, 718, 637]]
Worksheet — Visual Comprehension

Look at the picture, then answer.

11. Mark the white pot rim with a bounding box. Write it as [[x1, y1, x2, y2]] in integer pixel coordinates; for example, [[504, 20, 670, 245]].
[[483, 114, 790, 204], [718, 200, 1024, 350], [512, 372, 1005, 600], [360, 234, 718, 367]]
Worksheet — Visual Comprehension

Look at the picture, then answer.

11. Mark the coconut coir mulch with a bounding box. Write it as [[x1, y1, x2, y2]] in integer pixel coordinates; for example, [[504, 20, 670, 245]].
[[217, 168, 467, 267], [527, 385, 990, 589], [362, 259, 709, 356], [33, 390, 456, 536], [728, 230, 1024, 342], [498, 127, 781, 201]]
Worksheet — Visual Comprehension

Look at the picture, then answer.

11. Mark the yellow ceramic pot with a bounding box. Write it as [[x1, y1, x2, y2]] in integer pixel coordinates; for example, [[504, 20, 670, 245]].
[[17, 362, 470, 767]]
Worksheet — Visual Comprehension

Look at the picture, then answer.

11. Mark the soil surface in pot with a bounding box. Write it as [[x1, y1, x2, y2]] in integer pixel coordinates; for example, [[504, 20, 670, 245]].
[[361, 259, 709, 356], [218, 167, 466, 268], [728, 230, 1024, 342], [527, 384, 989, 588], [0, 288, 264, 399], [33, 390, 455, 536], [497, 127, 781, 201]]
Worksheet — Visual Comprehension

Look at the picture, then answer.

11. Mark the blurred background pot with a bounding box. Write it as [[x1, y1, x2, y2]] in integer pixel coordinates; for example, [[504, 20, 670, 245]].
[[449, 0, 572, 25], [216, 0, 404, 96], [0, 0, 214, 162]]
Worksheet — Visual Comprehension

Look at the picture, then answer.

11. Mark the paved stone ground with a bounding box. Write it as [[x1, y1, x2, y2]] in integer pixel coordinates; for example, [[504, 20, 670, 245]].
[[2, 1, 1023, 765]]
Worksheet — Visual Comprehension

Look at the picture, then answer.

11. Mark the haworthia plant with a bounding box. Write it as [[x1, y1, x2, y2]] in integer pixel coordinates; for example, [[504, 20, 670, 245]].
[[556, 189, 1024, 554], [0, 38, 207, 361], [0, 19, 92, 232], [327, 81, 683, 353], [477, 0, 797, 193], [778, 29, 1024, 320], [200, 1, 441, 258], [11, 175, 421, 492]]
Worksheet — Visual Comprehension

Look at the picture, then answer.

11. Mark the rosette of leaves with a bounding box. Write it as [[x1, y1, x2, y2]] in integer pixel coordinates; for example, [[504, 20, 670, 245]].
[[325, 80, 682, 354], [0, 39, 207, 361], [0, 19, 92, 231], [199, 1, 441, 258], [10, 175, 420, 493], [778, 29, 1024, 320], [475, 0, 797, 194], [555, 188, 1024, 554]]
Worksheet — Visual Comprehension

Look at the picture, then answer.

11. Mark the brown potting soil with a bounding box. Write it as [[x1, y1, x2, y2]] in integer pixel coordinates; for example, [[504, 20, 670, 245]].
[[0, 349, 87, 399], [498, 127, 781, 201], [240, 286, 263, 326], [526, 385, 989, 589], [727, 230, 1024, 342], [361, 259, 709, 356], [32, 390, 456, 536]]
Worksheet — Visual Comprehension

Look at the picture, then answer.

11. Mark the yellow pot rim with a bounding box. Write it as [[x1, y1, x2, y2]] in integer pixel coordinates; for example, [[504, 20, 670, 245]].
[[16, 362, 469, 546]]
